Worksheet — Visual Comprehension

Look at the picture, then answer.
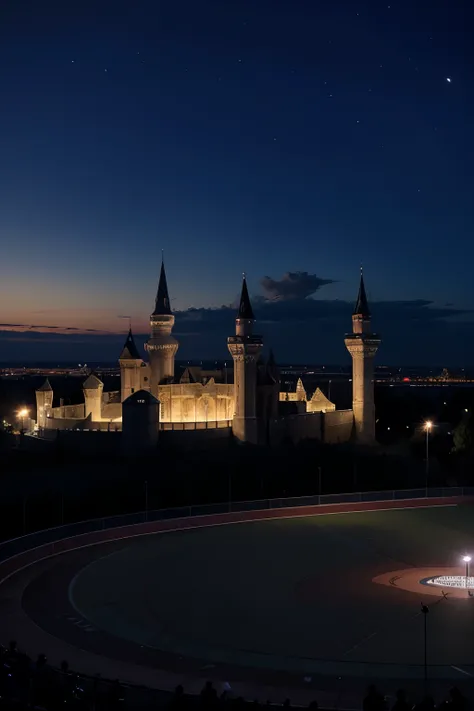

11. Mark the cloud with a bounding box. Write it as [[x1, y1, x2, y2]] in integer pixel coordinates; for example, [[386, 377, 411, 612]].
[[1, 270, 473, 364], [260, 271, 336, 301], [0, 323, 110, 334]]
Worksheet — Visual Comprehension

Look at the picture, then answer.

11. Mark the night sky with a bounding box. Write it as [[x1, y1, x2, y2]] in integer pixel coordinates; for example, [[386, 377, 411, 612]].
[[1, 0, 473, 364]]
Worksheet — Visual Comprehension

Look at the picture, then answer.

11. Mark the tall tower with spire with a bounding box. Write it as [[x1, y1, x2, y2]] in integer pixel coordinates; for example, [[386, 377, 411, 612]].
[[227, 276, 263, 444], [344, 271, 381, 444], [145, 259, 179, 395]]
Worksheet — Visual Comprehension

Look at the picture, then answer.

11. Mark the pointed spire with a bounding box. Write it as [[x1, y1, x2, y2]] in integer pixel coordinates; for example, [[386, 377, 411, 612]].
[[82, 374, 103, 390], [237, 274, 254, 320], [119, 328, 141, 360], [153, 258, 172, 316], [37, 378, 52, 392], [353, 267, 370, 317]]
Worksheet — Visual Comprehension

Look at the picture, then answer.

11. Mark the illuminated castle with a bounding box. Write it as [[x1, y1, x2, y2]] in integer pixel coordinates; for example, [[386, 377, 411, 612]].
[[36, 264, 379, 449]]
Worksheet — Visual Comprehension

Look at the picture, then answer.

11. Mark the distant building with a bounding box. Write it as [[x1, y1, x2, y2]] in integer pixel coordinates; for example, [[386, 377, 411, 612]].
[[35, 264, 380, 448]]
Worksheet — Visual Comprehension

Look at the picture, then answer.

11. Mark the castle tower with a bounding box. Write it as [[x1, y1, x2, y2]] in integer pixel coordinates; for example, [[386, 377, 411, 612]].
[[145, 259, 179, 396], [36, 378, 53, 429], [83, 374, 104, 422], [228, 276, 263, 444], [119, 328, 144, 402], [122, 389, 160, 455], [344, 271, 381, 444]]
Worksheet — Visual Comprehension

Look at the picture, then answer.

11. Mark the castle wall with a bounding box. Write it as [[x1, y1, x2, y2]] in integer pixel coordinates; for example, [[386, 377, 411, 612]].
[[49, 403, 85, 420], [270, 412, 323, 445], [40, 417, 121, 432], [53, 430, 122, 454], [103, 391, 121, 404], [160, 423, 232, 448], [158, 383, 234, 423], [323, 409, 353, 444], [101, 403, 122, 420], [160, 420, 231, 431]]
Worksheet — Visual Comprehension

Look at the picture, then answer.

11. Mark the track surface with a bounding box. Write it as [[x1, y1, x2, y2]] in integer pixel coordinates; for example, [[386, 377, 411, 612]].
[[20, 505, 474, 685]]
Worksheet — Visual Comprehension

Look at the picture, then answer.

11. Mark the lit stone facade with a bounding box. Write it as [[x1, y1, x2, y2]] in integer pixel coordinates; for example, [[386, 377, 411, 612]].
[[344, 273, 381, 444], [157, 381, 234, 423], [146, 313, 179, 392], [35, 378, 53, 429], [145, 261, 179, 393], [279, 379, 336, 413], [35, 265, 380, 448], [227, 277, 263, 444]]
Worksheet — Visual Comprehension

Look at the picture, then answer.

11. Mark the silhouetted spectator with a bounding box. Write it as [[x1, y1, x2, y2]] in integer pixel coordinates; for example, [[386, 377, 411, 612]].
[[234, 696, 247, 711], [200, 680, 218, 709], [392, 689, 411, 711], [363, 685, 385, 711], [308, 702, 318, 711], [108, 678, 125, 709], [283, 700, 291, 710], [169, 684, 186, 711], [413, 695, 435, 711], [448, 688, 467, 711]]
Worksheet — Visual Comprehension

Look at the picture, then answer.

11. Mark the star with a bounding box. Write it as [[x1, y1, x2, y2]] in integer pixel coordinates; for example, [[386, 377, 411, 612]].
[[446, 77, 452, 83]]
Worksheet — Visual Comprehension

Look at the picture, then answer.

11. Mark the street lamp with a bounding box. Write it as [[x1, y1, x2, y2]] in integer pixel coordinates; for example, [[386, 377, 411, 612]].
[[424, 421, 432, 494], [463, 555, 471, 587], [421, 603, 429, 694], [18, 408, 29, 433]]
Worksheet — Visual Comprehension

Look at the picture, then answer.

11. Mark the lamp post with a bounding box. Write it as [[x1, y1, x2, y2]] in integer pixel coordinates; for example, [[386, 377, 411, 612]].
[[424, 421, 432, 494], [144, 480, 148, 522], [463, 555, 471, 588], [421, 603, 429, 695], [18, 408, 29, 434]]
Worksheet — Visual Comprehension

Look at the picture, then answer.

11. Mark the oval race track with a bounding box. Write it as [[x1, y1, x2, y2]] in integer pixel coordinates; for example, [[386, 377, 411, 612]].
[[1, 496, 474, 706]]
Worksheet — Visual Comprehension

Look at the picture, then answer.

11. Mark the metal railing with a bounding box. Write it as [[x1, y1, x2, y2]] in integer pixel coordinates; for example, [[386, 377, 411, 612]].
[[0, 486, 472, 565]]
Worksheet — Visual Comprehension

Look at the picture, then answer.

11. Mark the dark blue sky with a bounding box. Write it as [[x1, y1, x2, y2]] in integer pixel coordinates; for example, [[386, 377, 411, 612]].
[[0, 0, 473, 364]]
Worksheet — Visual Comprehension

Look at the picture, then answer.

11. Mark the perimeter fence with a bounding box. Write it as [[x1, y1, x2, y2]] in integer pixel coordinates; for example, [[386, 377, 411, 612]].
[[0, 485, 472, 565]]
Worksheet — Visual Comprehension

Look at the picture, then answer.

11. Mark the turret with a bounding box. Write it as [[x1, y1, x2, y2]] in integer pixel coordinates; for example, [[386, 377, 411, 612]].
[[82, 374, 104, 422], [145, 259, 179, 395], [296, 377, 306, 402], [344, 270, 381, 444], [227, 275, 263, 443], [119, 328, 148, 402], [122, 389, 160, 455], [36, 378, 53, 429]]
